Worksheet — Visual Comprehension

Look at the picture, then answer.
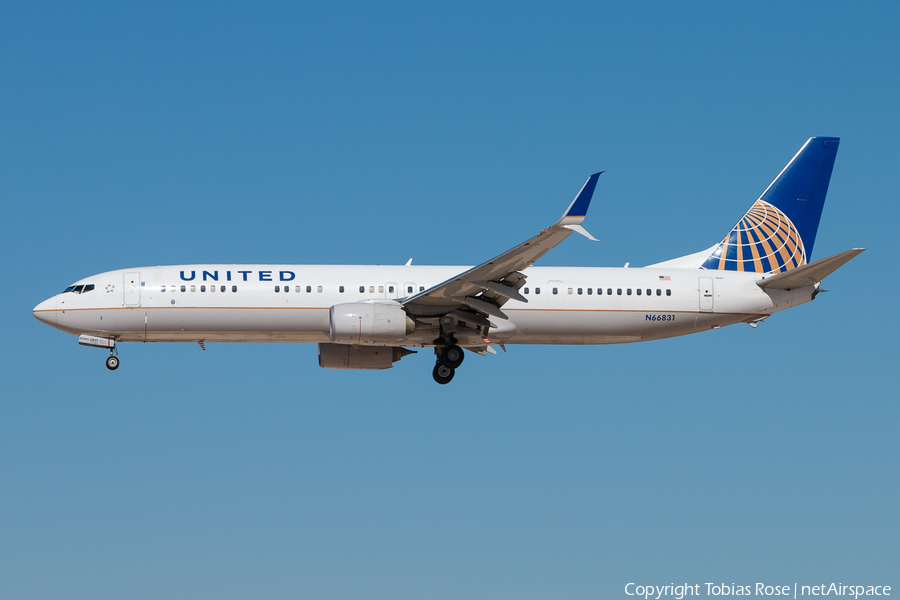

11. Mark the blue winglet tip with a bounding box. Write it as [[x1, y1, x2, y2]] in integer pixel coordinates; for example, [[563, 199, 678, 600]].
[[564, 171, 603, 218]]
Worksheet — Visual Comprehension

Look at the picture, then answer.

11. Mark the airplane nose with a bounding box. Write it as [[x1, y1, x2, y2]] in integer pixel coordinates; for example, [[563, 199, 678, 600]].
[[33, 297, 57, 327]]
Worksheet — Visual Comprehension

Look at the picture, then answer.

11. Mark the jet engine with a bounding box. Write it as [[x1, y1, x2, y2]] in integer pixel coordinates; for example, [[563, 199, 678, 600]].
[[329, 301, 415, 344], [318, 343, 415, 370]]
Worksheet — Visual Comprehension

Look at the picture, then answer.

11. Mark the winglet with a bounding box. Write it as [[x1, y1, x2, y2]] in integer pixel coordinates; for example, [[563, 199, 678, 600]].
[[558, 172, 602, 223], [555, 172, 602, 239], [562, 224, 598, 241]]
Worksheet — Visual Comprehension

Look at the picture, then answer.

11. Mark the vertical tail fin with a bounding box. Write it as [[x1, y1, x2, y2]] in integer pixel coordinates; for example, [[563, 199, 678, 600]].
[[701, 137, 840, 274]]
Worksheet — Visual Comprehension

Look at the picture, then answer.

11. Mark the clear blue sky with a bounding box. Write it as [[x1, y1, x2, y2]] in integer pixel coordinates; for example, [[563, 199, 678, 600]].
[[2, 2, 897, 598]]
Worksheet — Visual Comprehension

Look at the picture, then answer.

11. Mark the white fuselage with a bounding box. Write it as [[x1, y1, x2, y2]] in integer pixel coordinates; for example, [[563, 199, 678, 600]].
[[32, 264, 813, 347]]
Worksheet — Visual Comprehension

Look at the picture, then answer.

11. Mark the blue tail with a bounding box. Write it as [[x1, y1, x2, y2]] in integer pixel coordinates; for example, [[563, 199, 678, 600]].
[[701, 137, 840, 273]]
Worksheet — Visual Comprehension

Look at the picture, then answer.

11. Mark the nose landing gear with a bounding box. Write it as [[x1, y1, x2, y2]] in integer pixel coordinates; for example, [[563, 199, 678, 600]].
[[78, 335, 120, 371], [105, 347, 119, 371]]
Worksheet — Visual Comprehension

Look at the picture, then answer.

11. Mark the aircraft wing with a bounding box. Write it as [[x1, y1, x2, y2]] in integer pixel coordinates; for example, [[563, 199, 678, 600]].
[[756, 248, 865, 290], [402, 173, 602, 320]]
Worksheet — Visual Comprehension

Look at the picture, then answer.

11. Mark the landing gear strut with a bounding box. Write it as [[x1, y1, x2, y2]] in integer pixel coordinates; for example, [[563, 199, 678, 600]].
[[432, 330, 464, 384]]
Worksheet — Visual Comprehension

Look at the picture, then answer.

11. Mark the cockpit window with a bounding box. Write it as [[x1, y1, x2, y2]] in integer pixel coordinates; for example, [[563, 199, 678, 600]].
[[63, 284, 94, 294]]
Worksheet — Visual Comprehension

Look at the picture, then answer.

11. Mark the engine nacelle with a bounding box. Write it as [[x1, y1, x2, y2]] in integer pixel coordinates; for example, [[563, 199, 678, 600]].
[[329, 301, 415, 344], [318, 343, 413, 370]]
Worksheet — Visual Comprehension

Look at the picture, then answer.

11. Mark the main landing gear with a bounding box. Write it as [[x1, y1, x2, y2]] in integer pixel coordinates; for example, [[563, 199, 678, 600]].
[[432, 336, 465, 385], [433, 362, 454, 384]]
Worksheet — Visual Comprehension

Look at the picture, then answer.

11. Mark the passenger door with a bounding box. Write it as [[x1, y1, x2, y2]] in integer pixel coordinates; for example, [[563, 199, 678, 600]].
[[124, 272, 141, 306], [699, 277, 714, 312]]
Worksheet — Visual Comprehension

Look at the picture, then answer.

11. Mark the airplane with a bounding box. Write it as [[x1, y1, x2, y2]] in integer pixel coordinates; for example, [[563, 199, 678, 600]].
[[33, 137, 864, 384]]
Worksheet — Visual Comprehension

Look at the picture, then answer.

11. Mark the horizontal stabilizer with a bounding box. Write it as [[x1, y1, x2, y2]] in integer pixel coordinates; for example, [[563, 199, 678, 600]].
[[757, 248, 865, 289]]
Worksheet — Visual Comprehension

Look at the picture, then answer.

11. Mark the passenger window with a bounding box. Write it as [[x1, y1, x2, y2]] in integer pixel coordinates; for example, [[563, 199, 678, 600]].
[[524, 287, 529, 294], [407, 286, 413, 293], [306, 286, 312, 293], [359, 286, 365, 293], [388, 286, 394, 293], [587, 288, 592, 295], [369, 286, 375, 293], [627, 289, 632, 295], [190, 285, 196, 292], [201, 285, 206, 292], [656, 289, 661, 295], [552, 288, 558, 295], [567, 288, 573, 295], [181, 285, 186, 292], [636, 288, 641, 295], [275, 285, 280, 292], [577, 288, 582, 295], [617, 289, 622, 295], [232, 285, 237, 292], [210, 285, 216, 292], [295, 286, 301, 292], [666, 289, 671, 296], [608, 288, 613, 295], [161, 285, 166, 292], [284, 286, 289, 293], [597, 288, 602, 295], [317, 286, 323, 293], [339, 286, 344, 293], [535, 287, 541, 294], [221, 286, 226, 292], [646, 289, 651, 296], [378, 286, 384, 293], [419, 286, 424, 292]]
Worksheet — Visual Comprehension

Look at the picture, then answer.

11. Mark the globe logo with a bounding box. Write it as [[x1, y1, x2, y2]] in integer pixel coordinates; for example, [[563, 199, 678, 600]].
[[702, 200, 806, 273]]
